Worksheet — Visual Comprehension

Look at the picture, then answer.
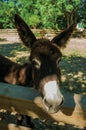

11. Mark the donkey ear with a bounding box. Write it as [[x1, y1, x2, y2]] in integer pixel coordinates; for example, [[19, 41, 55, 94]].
[[15, 14, 37, 48], [51, 23, 76, 48]]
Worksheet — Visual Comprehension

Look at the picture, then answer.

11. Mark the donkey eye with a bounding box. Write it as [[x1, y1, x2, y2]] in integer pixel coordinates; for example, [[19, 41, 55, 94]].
[[32, 58, 41, 69], [56, 57, 61, 65]]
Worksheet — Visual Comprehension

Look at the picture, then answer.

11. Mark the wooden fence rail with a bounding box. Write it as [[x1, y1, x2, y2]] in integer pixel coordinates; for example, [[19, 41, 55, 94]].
[[0, 29, 86, 39], [0, 83, 86, 128]]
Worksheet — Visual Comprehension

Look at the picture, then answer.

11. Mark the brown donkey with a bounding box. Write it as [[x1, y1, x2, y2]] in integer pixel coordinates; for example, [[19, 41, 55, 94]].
[[0, 14, 76, 113]]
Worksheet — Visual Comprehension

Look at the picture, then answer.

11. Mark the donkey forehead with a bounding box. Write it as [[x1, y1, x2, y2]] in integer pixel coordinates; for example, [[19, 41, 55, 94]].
[[31, 39, 62, 59]]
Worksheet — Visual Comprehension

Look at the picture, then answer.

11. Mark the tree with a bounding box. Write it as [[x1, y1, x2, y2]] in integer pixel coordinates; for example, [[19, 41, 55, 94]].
[[0, 0, 18, 28], [0, 0, 85, 29]]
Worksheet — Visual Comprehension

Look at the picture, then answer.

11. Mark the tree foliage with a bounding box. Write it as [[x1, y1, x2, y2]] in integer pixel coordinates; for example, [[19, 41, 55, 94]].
[[0, 0, 85, 29]]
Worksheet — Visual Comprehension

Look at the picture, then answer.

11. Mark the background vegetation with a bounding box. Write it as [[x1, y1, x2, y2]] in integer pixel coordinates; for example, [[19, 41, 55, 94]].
[[0, 0, 86, 29]]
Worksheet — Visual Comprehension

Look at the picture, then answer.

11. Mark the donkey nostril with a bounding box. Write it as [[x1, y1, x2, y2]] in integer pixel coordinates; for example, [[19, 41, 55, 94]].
[[44, 98, 52, 108], [44, 99, 49, 106], [59, 98, 64, 106]]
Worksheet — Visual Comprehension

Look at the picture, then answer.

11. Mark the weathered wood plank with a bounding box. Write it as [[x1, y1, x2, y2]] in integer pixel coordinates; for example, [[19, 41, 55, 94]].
[[0, 83, 40, 101], [0, 29, 86, 40], [0, 82, 86, 128]]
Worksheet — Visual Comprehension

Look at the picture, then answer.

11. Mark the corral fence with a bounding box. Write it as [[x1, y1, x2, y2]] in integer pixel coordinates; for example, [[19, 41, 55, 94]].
[[0, 28, 86, 41], [0, 83, 86, 129]]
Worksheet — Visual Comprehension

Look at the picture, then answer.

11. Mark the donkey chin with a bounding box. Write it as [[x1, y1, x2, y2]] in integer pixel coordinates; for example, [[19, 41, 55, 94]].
[[40, 76, 64, 113]]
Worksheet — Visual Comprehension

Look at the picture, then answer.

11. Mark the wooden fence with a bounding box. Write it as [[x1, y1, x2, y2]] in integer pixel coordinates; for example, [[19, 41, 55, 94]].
[[0, 82, 86, 129], [0, 29, 86, 40]]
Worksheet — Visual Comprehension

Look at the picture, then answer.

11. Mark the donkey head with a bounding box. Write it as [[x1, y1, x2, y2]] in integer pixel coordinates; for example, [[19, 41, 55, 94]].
[[15, 14, 76, 113]]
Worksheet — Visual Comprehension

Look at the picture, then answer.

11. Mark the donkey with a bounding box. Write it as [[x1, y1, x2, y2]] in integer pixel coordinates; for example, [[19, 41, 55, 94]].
[[0, 14, 76, 114]]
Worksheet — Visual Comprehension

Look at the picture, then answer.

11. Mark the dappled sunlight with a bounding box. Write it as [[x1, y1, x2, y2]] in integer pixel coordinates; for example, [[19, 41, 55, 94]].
[[0, 43, 29, 64], [60, 56, 86, 93]]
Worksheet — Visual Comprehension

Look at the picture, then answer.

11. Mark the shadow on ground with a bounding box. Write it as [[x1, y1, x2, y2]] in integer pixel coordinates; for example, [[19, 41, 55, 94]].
[[0, 43, 29, 63], [0, 112, 85, 130], [60, 56, 86, 93]]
